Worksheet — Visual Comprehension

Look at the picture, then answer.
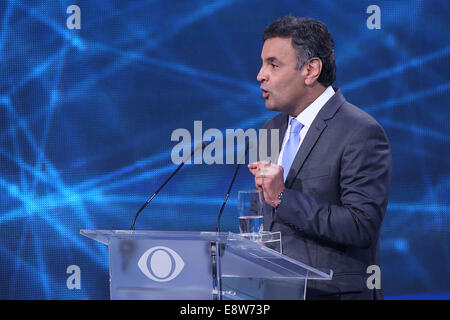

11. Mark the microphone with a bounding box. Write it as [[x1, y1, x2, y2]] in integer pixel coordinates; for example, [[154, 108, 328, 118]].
[[216, 141, 252, 232], [130, 141, 206, 230], [211, 141, 251, 300]]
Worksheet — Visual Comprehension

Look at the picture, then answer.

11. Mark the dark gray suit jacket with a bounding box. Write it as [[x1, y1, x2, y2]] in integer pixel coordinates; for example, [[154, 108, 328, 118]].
[[260, 88, 392, 299]]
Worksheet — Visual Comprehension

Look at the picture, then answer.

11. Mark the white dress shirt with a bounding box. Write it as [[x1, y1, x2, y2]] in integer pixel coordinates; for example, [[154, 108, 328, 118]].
[[277, 86, 335, 168]]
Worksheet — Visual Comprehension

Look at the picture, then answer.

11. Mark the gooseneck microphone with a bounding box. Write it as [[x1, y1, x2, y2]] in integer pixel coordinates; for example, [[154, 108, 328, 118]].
[[130, 141, 206, 230], [211, 141, 252, 300], [215, 141, 252, 232]]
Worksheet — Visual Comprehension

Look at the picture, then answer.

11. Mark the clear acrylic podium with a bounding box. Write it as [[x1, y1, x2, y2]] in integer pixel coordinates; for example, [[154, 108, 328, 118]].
[[81, 230, 332, 300]]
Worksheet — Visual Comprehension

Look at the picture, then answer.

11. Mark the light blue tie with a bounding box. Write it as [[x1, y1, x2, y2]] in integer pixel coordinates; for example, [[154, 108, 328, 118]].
[[281, 118, 304, 181]]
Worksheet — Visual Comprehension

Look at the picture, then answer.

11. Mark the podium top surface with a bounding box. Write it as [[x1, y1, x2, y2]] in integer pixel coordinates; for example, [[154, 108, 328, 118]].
[[81, 229, 241, 245], [81, 230, 333, 280]]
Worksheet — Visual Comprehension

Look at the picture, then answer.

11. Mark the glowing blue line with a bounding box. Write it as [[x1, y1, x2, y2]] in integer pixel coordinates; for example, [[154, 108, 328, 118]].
[[81, 0, 159, 29], [0, 177, 105, 266], [342, 46, 450, 92], [2, 0, 252, 167], [378, 117, 450, 141], [104, 45, 255, 90], [7, 223, 28, 298], [63, 0, 240, 100], [93, 164, 179, 193], [2, 97, 72, 192], [0, 202, 107, 267], [9, 0, 84, 50], [74, 151, 169, 192], [1, 101, 97, 233], [0, 244, 70, 299], [0, 148, 60, 193], [5, 47, 68, 96], [3, 98, 30, 193], [30, 47, 68, 194], [364, 82, 450, 113], [0, 144, 94, 233], [72, 110, 271, 194], [0, 0, 13, 59], [31, 218, 51, 299]]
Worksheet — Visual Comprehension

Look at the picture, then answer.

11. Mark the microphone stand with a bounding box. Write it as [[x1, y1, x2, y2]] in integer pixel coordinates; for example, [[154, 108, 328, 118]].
[[211, 141, 250, 300], [130, 142, 205, 230]]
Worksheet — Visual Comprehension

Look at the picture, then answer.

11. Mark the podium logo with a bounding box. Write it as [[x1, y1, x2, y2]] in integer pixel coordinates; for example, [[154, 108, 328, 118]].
[[138, 246, 185, 282]]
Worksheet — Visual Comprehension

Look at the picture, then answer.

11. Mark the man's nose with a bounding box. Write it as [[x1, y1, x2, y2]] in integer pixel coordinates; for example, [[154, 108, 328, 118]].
[[257, 66, 267, 83]]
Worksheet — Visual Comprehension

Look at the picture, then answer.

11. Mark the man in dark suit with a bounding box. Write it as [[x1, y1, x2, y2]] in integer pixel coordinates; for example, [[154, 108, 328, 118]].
[[248, 16, 392, 299]]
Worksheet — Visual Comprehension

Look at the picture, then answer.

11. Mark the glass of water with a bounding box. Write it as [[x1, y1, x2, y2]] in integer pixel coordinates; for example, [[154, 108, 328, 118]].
[[238, 190, 264, 238]]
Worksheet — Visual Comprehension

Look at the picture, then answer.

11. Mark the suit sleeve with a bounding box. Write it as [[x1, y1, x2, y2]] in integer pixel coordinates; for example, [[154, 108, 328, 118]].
[[274, 121, 392, 249]]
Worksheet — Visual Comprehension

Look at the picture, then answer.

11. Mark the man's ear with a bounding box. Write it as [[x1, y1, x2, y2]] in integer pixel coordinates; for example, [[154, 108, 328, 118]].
[[304, 58, 323, 86]]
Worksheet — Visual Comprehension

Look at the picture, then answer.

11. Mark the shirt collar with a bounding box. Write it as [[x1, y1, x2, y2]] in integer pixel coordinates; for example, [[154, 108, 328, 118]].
[[289, 86, 335, 128]]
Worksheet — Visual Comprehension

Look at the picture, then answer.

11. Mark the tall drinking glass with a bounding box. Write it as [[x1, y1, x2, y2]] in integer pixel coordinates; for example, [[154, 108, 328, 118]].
[[238, 190, 264, 238]]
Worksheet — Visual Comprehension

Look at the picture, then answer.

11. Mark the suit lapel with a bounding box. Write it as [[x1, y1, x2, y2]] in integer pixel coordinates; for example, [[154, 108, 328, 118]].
[[285, 119, 327, 187], [264, 113, 288, 231], [284, 88, 346, 188], [277, 114, 289, 153]]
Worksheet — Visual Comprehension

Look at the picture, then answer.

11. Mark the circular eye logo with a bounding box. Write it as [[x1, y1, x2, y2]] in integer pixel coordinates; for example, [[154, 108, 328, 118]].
[[137, 246, 185, 282]]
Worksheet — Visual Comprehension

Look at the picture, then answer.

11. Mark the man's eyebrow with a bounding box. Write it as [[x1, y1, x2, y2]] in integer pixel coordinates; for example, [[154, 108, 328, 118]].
[[265, 56, 280, 63]]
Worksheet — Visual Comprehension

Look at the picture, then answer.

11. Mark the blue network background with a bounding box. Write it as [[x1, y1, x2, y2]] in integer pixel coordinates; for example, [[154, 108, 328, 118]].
[[0, 0, 448, 299]]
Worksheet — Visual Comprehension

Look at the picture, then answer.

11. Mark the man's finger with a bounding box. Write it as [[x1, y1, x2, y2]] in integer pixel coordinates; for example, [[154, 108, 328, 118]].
[[248, 162, 261, 169], [249, 167, 259, 176]]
